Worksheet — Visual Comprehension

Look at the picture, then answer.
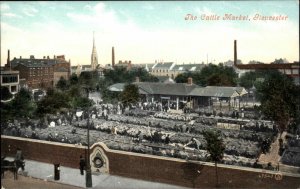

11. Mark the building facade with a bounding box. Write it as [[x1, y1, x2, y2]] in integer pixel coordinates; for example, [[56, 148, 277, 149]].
[[233, 40, 300, 85], [0, 70, 19, 95], [7, 52, 70, 89], [150, 62, 175, 77], [14, 62, 54, 89]]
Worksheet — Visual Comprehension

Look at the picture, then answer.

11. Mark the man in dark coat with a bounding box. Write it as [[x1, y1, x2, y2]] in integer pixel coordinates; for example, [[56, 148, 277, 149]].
[[79, 155, 85, 175]]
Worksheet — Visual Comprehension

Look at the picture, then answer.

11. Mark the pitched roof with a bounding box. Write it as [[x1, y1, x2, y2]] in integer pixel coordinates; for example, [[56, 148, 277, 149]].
[[18, 62, 51, 68], [172, 64, 206, 72], [152, 62, 174, 70], [108, 82, 247, 98], [108, 83, 126, 92], [134, 82, 197, 96], [189, 86, 246, 98], [10, 57, 69, 68]]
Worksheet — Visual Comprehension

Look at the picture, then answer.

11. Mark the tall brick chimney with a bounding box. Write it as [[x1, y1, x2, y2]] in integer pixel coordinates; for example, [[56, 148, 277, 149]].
[[234, 40, 237, 66], [112, 47, 115, 67], [187, 77, 193, 85], [7, 49, 10, 70]]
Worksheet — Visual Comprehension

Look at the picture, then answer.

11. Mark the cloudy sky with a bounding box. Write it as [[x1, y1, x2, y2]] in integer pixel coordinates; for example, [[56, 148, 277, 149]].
[[1, 1, 299, 66]]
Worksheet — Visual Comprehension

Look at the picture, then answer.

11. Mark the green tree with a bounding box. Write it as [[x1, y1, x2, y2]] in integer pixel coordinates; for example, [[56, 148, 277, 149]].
[[56, 76, 68, 91], [10, 88, 36, 118], [100, 67, 157, 103], [0, 86, 13, 101], [175, 64, 238, 86], [256, 70, 300, 137], [70, 73, 79, 85], [79, 71, 99, 90], [120, 84, 139, 107], [239, 70, 270, 89], [36, 89, 70, 115], [0, 102, 12, 122], [175, 72, 193, 83], [72, 96, 94, 109], [203, 130, 225, 188]]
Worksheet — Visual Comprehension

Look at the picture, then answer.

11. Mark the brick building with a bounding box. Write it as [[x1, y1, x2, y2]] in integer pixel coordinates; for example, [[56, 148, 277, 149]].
[[233, 40, 300, 85], [14, 62, 54, 89], [6, 50, 71, 89]]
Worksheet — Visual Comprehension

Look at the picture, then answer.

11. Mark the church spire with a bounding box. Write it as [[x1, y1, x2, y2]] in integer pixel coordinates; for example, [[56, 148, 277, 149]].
[[91, 31, 98, 70]]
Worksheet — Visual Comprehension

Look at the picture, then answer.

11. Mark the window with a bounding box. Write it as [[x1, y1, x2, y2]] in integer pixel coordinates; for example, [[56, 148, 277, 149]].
[[2, 75, 18, 83], [11, 86, 17, 92]]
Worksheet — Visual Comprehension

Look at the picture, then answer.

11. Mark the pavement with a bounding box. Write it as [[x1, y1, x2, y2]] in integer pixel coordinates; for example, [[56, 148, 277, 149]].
[[2, 157, 189, 189]]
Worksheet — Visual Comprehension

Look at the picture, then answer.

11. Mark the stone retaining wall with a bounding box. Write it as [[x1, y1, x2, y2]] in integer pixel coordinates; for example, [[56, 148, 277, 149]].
[[1, 135, 300, 188]]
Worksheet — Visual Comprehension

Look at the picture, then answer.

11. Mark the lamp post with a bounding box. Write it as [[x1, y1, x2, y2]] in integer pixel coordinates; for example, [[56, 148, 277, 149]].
[[83, 86, 92, 188], [86, 117, 92, 187]]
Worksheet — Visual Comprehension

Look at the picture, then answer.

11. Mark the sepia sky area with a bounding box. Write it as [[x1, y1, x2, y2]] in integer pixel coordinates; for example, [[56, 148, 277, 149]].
[[1, 1, 299, 66]]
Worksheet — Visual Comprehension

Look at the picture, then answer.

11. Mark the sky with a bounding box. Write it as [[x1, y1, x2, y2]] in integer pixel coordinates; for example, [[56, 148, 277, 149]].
[[1, 1, 299, 66]]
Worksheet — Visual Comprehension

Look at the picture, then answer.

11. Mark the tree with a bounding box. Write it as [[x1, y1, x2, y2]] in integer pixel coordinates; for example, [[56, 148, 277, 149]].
[[120, 84, 139, 107], [175, 64, 238, 86], [0, 86, 12, 101], [175, 72, 193, 83], [36, 89, 71, 115], [70, 73, 79, 85], [239, 70, 270, 89], [256, 70, 300, 137], [79, 71, 99, 91], [10, 88, 36, 118], [99, 67, 157, 103], [56, 76, 68, 91], [203, 130, 225, 188]]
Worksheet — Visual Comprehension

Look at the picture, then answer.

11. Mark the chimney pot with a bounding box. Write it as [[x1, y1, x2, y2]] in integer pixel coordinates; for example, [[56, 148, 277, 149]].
[[136, 77, 140, 83], [187, 77, 193, 85]]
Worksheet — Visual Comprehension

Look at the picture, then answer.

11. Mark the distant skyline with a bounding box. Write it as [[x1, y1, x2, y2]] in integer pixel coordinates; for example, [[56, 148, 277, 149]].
[[1, 1, 299, 66]]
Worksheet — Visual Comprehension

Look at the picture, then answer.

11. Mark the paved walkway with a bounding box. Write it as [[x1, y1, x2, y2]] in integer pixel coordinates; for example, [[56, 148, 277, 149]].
[[3, 157, 189, 189]]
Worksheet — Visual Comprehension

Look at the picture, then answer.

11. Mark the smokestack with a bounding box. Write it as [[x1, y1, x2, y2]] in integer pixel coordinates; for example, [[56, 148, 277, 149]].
[[234, 40, 237, 66], [7, 50, 11, 70], [112, 47, 115, 67]]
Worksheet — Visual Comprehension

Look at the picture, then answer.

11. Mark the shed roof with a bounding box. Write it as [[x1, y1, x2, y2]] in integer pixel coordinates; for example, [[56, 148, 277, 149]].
[[189, 86, 246, 98]]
